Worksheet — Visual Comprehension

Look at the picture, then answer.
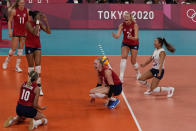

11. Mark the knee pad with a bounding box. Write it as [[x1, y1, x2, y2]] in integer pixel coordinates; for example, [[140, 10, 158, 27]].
[[28, 67, 34, 74], [35, 66, 41, 74], [17, 49, 23, 56], [9, 49, 16, 56]]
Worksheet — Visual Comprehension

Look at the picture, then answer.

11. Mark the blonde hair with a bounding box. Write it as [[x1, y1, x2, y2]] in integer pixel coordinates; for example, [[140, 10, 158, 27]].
[[26, 71, 38, 87], [124, 12, 136, 23]]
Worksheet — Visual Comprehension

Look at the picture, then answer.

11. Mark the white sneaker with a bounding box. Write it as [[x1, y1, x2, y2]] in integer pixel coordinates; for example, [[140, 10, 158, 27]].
[[39, 87, 44, 96], [29, 119, 37, 130], [144, 90, 152, 95], [2, 62, 8, 69], [167, 87, 175, 98], [4, 116, 14, 128], [16, 67, 22, 73]]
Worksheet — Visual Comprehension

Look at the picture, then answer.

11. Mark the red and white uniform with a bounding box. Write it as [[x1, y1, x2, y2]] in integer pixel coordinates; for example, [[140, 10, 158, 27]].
[[99, 66, 122, 85], [18, 82, 37, 107], [25, 21, 41, 48], [122, 21, 139, 45], [13, 7, 28, 36]]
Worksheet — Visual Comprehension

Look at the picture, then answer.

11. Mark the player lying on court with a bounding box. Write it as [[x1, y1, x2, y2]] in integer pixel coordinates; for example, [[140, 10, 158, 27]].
[[89, 57, 122, 109], [25, 10, 51, 96], [138, 37, 175, 97], [4, 71, 47, 130]]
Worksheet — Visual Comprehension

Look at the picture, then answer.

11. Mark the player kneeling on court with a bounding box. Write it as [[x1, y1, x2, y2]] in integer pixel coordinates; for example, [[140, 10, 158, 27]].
[[4, 71, 48, 130], [138, 37, 175, 98], [89, 56, 122, 109]]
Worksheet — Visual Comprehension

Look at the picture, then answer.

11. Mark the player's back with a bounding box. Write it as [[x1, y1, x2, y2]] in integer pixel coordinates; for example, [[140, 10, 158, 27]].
[[18, 82, 37, 107]]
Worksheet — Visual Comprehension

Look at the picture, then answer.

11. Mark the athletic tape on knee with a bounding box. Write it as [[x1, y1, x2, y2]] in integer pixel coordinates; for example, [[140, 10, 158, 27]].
[[133, 62, 139, 70], [153, 87, 161, 93], [17, 49, 23, 56], [9, 49, 15, 56], [28, 67, 34, 74], [35, 66, 41, 74]]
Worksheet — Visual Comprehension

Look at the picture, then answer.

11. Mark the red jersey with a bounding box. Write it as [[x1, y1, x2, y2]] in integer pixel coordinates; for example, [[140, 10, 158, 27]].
[[25, 21, 41, 48], [18, 82, 37, 107], [122, 21, 139, 45], [99, 66, 122, 85], [13, 7, 28, 36]]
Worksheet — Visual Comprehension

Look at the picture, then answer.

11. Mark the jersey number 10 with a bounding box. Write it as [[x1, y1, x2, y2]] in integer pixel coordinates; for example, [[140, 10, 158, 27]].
[[21, 89, 30, 101], [19, 17, 25, 24]]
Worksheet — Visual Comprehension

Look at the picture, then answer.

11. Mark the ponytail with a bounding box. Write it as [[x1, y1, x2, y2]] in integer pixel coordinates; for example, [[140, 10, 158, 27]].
[[26, 71, 38, 87], [162, 38, 176, 53], [157, 37, 176, 53]]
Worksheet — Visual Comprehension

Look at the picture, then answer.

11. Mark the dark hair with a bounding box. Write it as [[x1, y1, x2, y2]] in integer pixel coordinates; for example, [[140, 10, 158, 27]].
[[26, 71, 39, 87], [29, 10, 40, 20], [157, 37, 176, 53]]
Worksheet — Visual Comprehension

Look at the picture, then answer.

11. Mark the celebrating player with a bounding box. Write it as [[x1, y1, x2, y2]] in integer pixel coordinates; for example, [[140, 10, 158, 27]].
[[4, 71, 48, 130], [89, 57, 122, 109], [25, 10, 51, 96], [2, 0, 30, 72], [138, 37, 175, 97], [112, 12, 140, 82]]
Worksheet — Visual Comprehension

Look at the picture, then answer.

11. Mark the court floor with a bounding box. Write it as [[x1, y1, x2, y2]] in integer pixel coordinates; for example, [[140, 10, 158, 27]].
[[0, 29, 196, 131]]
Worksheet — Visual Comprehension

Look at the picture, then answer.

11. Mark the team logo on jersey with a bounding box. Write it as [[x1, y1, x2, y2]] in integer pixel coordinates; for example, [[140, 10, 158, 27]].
[[186, 9, 196, 22], [23, 14, 26, 17], [17, 14, 20, 17], [129, 29, 132, 32]]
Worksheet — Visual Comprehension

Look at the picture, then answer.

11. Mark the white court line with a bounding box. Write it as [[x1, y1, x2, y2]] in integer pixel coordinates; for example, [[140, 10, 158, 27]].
[[97, 43, 142, 131], [122, 91, 142, 131]]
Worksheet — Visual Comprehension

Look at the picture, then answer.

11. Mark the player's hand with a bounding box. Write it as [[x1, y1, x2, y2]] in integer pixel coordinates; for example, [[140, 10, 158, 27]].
[[41, 14, 48, 23], [112, 32, 116, 38], [90, 98, 95, 103], [41, 106, 47, 110], [8, 32, 12, 38]]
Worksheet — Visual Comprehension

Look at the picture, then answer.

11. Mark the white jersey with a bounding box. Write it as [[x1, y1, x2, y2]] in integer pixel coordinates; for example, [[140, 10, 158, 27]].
[[152, 48, 165, 69]]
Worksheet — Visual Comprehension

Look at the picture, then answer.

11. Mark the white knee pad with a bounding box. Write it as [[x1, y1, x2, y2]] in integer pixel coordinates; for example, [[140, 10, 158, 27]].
[[133, 62, 139, 70], [17, 49, 23, 56], [9, 49, 16, 56], [35, 66, 41, 74], [28, 67, 34, 74]]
